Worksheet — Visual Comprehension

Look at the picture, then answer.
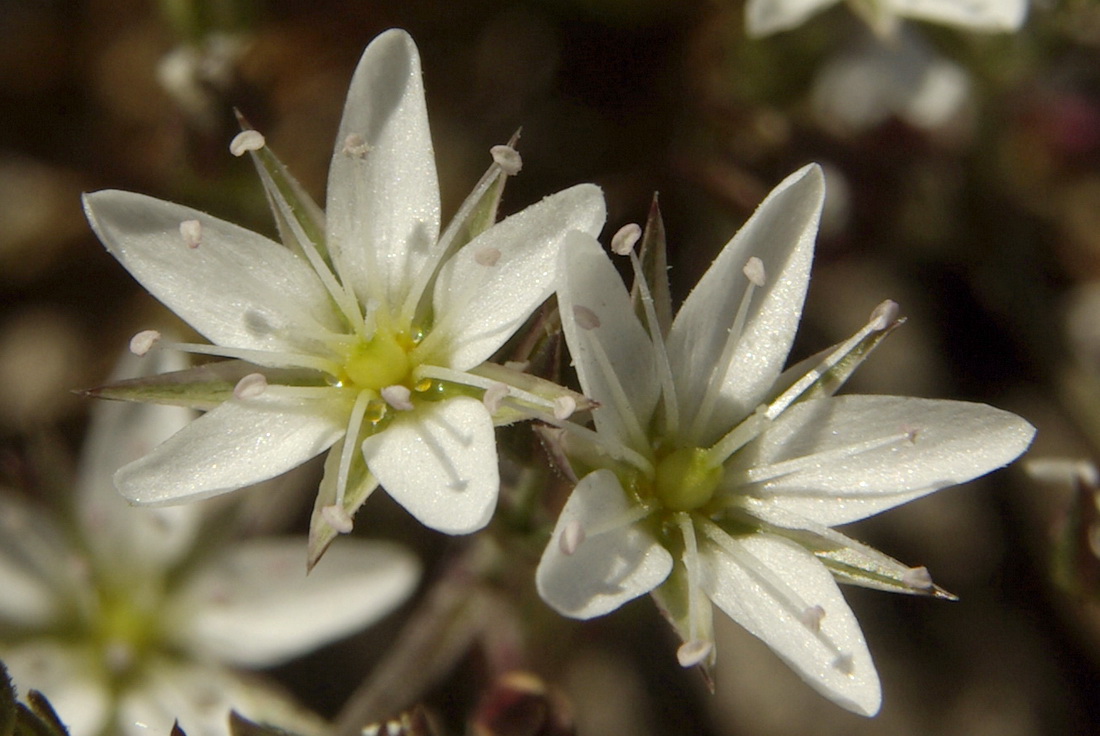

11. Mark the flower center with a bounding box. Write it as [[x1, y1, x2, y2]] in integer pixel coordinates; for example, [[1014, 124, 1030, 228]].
[[93, 587, 163, 681], [343, 329, 413, 391], [654, 447, 724, 512]]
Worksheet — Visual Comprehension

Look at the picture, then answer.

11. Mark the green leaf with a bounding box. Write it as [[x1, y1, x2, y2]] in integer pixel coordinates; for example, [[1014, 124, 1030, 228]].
[[80, 360, 328, 410]]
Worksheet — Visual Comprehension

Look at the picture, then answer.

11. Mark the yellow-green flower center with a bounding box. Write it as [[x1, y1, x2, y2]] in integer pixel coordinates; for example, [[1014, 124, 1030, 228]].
[[654, 447, 724, 512], [343, 329, 414, 391]]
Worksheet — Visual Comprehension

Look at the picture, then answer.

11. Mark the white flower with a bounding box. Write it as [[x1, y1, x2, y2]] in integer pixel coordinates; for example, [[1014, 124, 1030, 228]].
[[745, 0, 1028, 37], [0, 351, 421, 736], [536, 165, 1035, 715], [82, 29, 606, 562]]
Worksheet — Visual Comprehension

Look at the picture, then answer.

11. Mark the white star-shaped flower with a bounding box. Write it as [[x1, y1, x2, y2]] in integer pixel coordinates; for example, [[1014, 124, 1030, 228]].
[[745, 0, 1028, 37], [0, 351, 420, 736], [82, 29, 605, 562], [536, 165, 1035, 715]]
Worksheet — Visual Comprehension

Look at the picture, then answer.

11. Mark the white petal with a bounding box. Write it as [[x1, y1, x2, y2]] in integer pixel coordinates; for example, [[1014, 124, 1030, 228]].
[[326, 29, 440, 309], [554, 230, 659, 450], [745, 0, 839, 36], [114, 394, 347, 505], [177, 538, 419, 667], [0, 495, 69, 626], [361, 396, 498, 534], [76, 350, 201, 570], [730, 395, 1036, 526], [702, 532, 881, 715], [536, 470, 672, 619], [427, 184, 606, 370], [667, 165, 824, 443], [891, 0, 1027, 31], [2, 643, 111, 736], [83, 191, 340, 356]]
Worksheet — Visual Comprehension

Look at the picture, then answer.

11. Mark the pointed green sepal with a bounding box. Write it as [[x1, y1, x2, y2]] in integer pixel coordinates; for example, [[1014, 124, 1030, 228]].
[[631, 193, 672, 339], [228, 711, 304, 736], [467, 361, 594, 427], [307, 442, 379, 570]]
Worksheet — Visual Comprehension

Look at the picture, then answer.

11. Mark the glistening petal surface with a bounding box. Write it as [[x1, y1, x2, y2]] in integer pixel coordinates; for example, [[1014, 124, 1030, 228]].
[[114, 395, 347, 506], [427, 185, 606, 371], [361, 396, 498, 534], [555, 230, 659, 450], [667, 165, 823, 443], [83, 191, 340, 356], [702, 532, 881, 715], [326, 28, 440, 309], [179, 538, 419, 667], [728, 395, 1036, 526], [537, 470, 672, 619]]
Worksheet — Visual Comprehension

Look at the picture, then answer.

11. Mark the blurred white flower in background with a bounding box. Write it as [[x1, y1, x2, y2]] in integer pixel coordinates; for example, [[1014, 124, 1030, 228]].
[[536, 165, 1035, 715], [746, 0, 1028, 37], [0, 351, 420, 736]]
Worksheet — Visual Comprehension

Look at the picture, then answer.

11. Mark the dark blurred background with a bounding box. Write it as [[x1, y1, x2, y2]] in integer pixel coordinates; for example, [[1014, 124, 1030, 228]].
[[2, 0, 1099, 733]]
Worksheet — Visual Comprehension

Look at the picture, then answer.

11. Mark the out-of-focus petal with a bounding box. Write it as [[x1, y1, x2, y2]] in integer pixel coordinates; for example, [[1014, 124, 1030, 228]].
[[892, 0, 1027, 31], [537, 470, 672, 619], [1, 644, 111, 736], [745, 0, 839, 36]]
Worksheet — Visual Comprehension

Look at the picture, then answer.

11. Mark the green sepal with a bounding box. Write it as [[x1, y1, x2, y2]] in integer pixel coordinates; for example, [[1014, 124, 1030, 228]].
[[631, 193, 672, 340], [307, 440, 379, 570], [650, 561, 716, 687], [764, 312, 904, 420], [80, 360, 328, 411], [0, 664, 71, 736], [467, 361, 594, 427], [228, 711, 305, 736], [235, 112, 328, 264]]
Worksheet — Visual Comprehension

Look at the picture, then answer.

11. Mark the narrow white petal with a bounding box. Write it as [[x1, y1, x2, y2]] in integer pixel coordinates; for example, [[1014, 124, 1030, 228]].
[[326, 29, 440, 309], [83, 190, 341, 355], [891, 0, 1027, 30], [702, 533, 881, 716], [0, 495, 70, 626], [666, 165, 824, 444], [745, 0, 840, 36], [428, 184, 606, 370], [76, 350, 201, 570], [730, 395, 1036, 526], [2, 644, 111, 736], [537, 470, 672, 619], [114, 394, 347, 506], [178, 538, 419, 667], [554, 230, 659, 451], [361, 396, 498, 534]]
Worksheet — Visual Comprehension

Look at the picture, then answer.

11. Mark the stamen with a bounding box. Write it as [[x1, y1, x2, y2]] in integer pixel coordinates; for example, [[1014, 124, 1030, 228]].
[[573, 305, 601, 330], [474, 246, 501, 267], [321, 504, 354, 534], [902, 566, 934, 591], [179, 219, 202, 249], [414, 364, 557, 413], [675, 513, 711, 655], [553, 395, 577, 420], [560, 519, 585, 555], [704, 404, 768, 468], [611, 223, 642, 256], [156, 340, 342, 376], [482, 382, 509, 413], [490, 144, 522, 175], [869, 299, 899, 330], [229, 130, 265, 157], [342, 134, 371, 159], [525, 405, 654, 476], [744, 429, 916, 485], [233, 372, 268, 400], [129, 330, 161, 356], [381, 384, 413, 411], [687, 258, 766, 442], [625, 248, 680, 435], [676, 639, 713, 668], [577, 330, 654, 452], [335, 390, 373, 510]]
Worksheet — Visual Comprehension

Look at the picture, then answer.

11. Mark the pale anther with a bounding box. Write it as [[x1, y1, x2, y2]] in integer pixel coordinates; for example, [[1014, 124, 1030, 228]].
[[799, 604, 826, 632], [321, 504, 354, 534], [229, 129, 265, 156], [676, 639, 713, 668], [475, 246, 501, 267], [869, 299, 900, 331], [560, 519, 585, 555], [129, 329, 161, 356], [490, 144, 522, 175], [902, 565, 934, 590], [832, 653, 855, 675], [482, 382, 509, 413], [743, 256, 766, 287], [611, 223, 642, 256], [553, 395, 577, 420], [381, 384, 414, 411], [342, 133, 371, 158], [179, 219, 202, 249], [504, 359, 530, 372], [573, 305, 601, 330], [233, 372, 268, 400]]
